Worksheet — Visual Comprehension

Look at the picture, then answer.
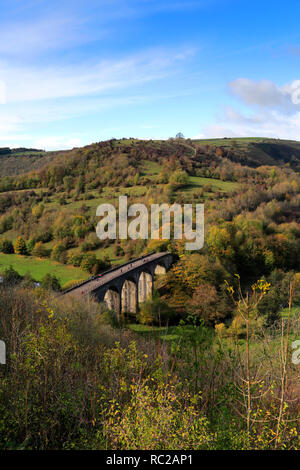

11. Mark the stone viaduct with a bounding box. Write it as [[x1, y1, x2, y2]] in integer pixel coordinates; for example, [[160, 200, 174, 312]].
[[63, 251, 173, 316]]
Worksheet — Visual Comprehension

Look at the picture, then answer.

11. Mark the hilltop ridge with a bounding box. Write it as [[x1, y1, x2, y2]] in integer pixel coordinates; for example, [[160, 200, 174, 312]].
[[0, 136, 300, 180]]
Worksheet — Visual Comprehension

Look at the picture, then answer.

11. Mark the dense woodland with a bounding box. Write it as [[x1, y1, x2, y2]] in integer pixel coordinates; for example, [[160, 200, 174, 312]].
[[0, 137, 299, 449]]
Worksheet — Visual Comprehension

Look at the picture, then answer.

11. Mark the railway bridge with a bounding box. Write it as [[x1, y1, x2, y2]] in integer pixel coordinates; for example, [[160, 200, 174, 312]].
[[63, 252, 173, 316]]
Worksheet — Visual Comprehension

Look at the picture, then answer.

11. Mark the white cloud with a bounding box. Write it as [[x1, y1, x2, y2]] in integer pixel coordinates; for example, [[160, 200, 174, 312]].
[[0, 0, 199, 148], [0, 15, 92, 56], [0, 44, 194, 150], [201, 78, 300, 140], [0, 48, 191, 103], [228, 78, 291, 108], [203, 107, 300, 140], [0, 46, 194, 149]]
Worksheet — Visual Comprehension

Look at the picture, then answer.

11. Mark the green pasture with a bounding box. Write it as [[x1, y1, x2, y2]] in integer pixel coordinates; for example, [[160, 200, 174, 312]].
[[0, 253, 89, 285]]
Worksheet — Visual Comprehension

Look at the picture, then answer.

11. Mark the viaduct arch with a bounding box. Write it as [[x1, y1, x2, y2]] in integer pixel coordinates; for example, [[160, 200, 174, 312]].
[[63, 252, 173, 317]]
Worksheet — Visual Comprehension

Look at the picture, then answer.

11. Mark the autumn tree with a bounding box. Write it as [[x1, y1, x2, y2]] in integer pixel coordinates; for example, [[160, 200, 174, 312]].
[[51, 243, 66, 262], [187, 283, 220, 324], [80, 253, 98, 272], [169, 170, 188, 187], [14, 236, 28, 255], [63, 175, 74, 194]]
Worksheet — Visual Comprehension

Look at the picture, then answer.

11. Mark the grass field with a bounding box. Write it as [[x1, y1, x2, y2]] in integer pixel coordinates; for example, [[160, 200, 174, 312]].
[[191, 137, 271, 147], [184, 175, 240, 193], [128, 323, 179, 341], [0, 253, 89, 285], [128, 319, 300, 352], [140, 160, 162, 179]]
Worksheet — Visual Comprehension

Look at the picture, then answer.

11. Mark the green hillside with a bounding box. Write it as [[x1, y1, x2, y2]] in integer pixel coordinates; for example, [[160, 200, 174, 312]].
[[0, 136, 299, 300]]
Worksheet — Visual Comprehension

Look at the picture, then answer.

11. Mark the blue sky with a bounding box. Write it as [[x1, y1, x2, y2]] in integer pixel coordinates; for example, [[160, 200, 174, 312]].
[[1, 0, 300, 150]]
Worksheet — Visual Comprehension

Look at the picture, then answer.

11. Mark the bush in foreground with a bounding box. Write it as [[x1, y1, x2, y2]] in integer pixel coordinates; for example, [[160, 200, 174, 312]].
[[0, 286, 299, 450]]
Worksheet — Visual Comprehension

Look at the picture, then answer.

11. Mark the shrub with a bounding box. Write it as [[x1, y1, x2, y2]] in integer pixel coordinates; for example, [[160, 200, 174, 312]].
[[40, 273, 61, 292], [0, 239, 14, 254], [68, 252, 83, 267], [146, 239, 169, 253], [51, 243, 66, 262], [58, 195, 67, 205], [22, 272, 36, 288], [138, 291, 174, 325], [62, 279, 86, 291], [104, 380, 211, 450], [31, 203, 44, 218], [73, 225, 89, 239], [113, 244, 125, 257], [26, 238, 35, 254], [35, 230, 53, 243], [187, 283, 219, 324], [14, 236, 28, 255], [169, 170, 189, 187], [80, 253, 98, 273], [2, 265, 22, 285], [32, 241, 48, 258]]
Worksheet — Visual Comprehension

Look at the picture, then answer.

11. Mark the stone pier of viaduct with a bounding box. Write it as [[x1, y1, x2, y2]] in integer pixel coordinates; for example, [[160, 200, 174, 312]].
[[63, 252, 173, 316]]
